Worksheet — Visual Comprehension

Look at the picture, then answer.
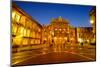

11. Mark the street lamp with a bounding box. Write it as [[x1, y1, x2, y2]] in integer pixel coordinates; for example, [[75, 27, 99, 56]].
[[78, 38, 82, 43], [51, 31, 54, 36], [64, 37, 67, 40], [78, 38, 84, 48], [54, 37, 57, 40], [44, 38, 47, 40], [90, 20, 94, 24], [59, 29, 61, 31]]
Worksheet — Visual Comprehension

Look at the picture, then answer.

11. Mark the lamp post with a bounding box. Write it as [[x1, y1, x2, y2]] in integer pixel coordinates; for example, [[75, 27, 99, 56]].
[[90, 19, 96, 45], [78, 38, 83, 48], [90, 20, 94, 24]]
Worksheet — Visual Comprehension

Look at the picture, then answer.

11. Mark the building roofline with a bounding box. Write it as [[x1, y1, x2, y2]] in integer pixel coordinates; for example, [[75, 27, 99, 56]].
[[12, 2, 42, 28], [89, 6, 96, 16], [76, 27, 92, 28]]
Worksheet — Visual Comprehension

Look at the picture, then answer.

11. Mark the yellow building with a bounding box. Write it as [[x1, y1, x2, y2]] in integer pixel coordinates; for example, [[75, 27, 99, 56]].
[[89, 7, 96, 34], [89, 7, 96, 44], [12, 3, 42, 53], [69, 26, 77, 45], [76, 27, 93, 45], [42, 16, 77, 51]]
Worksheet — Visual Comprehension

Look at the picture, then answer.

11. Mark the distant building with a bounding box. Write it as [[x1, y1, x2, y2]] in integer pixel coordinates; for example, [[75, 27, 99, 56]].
[[12, 3, 42, 52], [76, 27, 93, 44], [69, 27, 77, 45], [12, 3, 95, 52], [89, 7, 96, 34], [89, 6, 96, 44], [42, 16, 77, 51]]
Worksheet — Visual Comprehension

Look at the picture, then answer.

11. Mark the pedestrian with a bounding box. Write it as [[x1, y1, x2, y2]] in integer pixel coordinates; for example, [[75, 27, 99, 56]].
[[81, 42, 83, 48]]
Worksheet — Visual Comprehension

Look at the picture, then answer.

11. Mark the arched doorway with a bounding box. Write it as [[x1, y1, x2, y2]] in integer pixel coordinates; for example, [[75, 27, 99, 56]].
[[53, 36, 68, 52]]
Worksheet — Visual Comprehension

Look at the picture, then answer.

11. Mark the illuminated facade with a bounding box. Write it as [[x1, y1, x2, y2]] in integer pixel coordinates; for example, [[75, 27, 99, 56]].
[[12, 3, 96, 65], [12, 3, 95, 53], [49, 16, 70, 45], [89, 7, 96, 44], [12, 4, 42, 53], [42, 17, 77, 51], [69, 26, 77, 45], [76, 27, 93, 44]]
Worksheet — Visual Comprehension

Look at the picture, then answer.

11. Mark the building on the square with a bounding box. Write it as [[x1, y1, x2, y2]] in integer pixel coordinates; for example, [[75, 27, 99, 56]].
[[42, 16, 77, 51], [12, 3, 42, 53], [76, 27, 93, 45], [12, 3, 95, 53], [69, 26, 77, 46], [89, 6, 96, 44]]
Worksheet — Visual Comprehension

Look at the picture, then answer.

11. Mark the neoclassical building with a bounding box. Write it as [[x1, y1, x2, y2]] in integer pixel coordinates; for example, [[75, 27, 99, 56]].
[[12, 3, 42, 53], [42, 16, 77, 51], [89, 6, 96, 44], [12, 3, 95, 53], [76, 27, 93, 44]]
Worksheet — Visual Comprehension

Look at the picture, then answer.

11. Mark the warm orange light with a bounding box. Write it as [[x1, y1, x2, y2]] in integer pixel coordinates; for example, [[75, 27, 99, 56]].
[[20, 27, 24, 34], [64, 37, 67, 40], [54, 37, 57, 40], [59, 29, 61, 31], [12, 11, 16, 19], [15, 35, 23, 38], [90, 20, 94, 24], [71, 38, 74, 40], [13, 35, 23, 45], [51, 31, 54, 35], [16, 14, 20, 22], [27, 30, 30, 37], [59, 37, 62, 39], [38, 29, 41, 32], [55, 29, 57, 30], [23, 28, 27, 36], [12, 24, 17, 34], [44, 38, 47, 40], [78, 38, 83, 43], [63, 29, 66, 31], [13, 38, 22, 45]]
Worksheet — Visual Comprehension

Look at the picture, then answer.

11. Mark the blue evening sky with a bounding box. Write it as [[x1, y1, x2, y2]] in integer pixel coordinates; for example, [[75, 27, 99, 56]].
[[13, 1, 94, 27]]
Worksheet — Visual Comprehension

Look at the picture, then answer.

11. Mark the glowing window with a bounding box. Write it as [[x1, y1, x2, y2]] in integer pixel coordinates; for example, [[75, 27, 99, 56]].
[[37, 40, 40, 44], [17, 26, 24, 35], [23, 28, 27, 36], [20, 16, 26, 26], [25, 19, 30, 28], [12, 11, 16, 19], [15, 14, 21, 22], [30, 32, 33, 37], [32, 31, 35, 38], [28, 21, 32, 29], [20, 27, 24, 35], [12, 24, 18, 35], [31, 39, 34, 44], [26, 30, 30, 37], [22, 39, 28, 45], [38, 29, 41, 32], [35, 40, 38, 44], [32, 23, 36, 29], [13, 38, 22, 45]]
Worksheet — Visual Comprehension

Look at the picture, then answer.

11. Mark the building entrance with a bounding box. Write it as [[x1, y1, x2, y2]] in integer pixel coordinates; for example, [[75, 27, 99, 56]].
[[53, 37, 67, 52]]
